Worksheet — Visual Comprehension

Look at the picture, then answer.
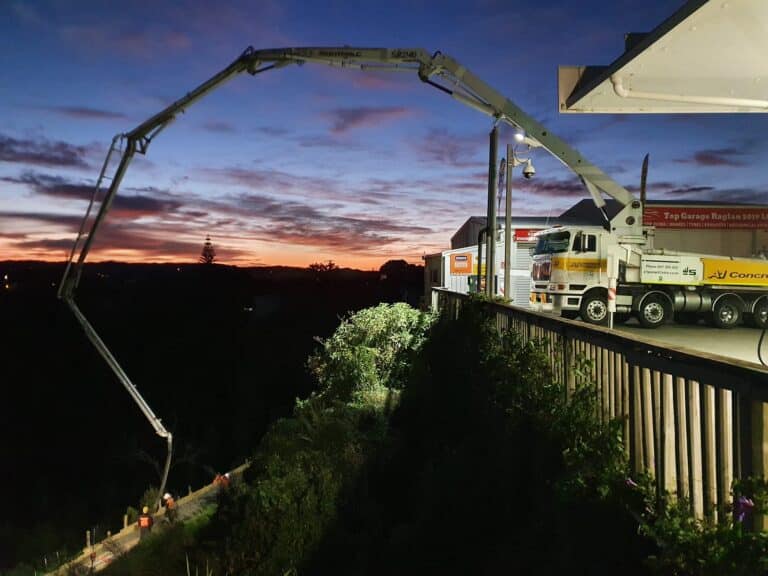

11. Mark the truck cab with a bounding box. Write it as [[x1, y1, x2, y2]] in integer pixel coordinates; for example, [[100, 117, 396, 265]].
[[530, 225, 611, 317]]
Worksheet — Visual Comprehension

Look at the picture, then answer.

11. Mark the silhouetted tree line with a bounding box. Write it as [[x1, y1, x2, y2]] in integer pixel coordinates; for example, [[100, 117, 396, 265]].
[[0, 259, 423, 571]]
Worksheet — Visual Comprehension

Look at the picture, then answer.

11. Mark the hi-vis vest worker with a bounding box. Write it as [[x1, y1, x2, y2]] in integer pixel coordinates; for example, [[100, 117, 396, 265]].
[[138, 506, 153, 538]]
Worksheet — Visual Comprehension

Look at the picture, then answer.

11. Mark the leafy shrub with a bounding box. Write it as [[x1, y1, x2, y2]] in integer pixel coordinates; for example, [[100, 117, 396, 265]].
[[124, 505, 138, 526], [139, 485, 160, 512], [307, 303, 434, 404], [303, 297, 640, 574], [213, 403, 386, 575], [206, 304, 432, 574], [624, 475, 768, 576]]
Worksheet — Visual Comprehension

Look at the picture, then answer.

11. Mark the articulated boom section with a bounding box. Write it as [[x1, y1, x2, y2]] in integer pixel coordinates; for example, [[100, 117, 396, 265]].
[[61, 45, 639, 298], [247, 47, 640, 228], [57, 46, 640, 498]]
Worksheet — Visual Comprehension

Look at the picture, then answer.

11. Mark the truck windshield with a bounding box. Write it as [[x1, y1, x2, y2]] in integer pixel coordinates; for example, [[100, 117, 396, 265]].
[[533, 231, 571, 255]]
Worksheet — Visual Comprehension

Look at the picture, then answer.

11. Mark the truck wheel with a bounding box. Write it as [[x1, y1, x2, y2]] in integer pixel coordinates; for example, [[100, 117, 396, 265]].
[[753, 299, 768, 329], [712, 297, 741, 329], [580, 292, 608, 325], [638, 294, 670, 328]]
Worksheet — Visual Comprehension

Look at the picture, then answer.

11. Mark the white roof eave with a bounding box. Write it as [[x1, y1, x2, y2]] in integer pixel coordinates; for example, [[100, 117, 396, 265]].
[[559, 0, 768, 114]]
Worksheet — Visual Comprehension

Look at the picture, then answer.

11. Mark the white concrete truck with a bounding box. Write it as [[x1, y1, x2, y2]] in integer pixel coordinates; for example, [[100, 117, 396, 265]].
[[529, 223, 768, 329]]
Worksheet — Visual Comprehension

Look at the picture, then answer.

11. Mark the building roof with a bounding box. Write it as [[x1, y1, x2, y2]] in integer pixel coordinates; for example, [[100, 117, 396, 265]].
[[450, 215, 560, 245], [459, 215, 556, 227], [558, 0, 768, 114], [462, 198, 768, 233], [558, 199, 623, 224]]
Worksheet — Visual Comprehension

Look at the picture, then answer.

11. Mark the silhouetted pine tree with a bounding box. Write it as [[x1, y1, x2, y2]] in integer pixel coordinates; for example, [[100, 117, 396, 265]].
[[200, 236, 216, 264]]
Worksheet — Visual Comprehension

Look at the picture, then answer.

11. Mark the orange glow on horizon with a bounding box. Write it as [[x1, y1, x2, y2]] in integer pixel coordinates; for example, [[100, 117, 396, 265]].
[[0, 246, 425, 271]]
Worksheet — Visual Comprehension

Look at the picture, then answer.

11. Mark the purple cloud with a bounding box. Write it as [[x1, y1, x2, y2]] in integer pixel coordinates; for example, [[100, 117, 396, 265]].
[[524, 178, 589, 198], [675, 147, 746, 167], [0, 211, 83, 230], [199, 166, 346, 202], [42, 106, 128, 120], [350, 72, 411, 91], [195, 190, 432, 252], [7, 172, 183, 219], [416, 128, 484, 168], [256, 126, 291, 137], [327, 106, 412, 134], [201, 121, 237, 134], [659, 185, 717, 197], [59, 25, 192, 60], [0, 133, 89, 168]]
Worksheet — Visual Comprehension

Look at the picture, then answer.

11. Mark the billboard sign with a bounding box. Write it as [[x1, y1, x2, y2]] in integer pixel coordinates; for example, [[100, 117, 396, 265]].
[[514, 228, 540, 242], [450, 253, 473, 275], [644, 206, 768, 229]]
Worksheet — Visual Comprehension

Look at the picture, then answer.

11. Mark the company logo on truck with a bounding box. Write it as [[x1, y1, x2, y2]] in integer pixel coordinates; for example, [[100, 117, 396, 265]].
[[551, 257, 605, 273], [707, 269, 768, 280], [702, 258, 768, 286], [706, 269, 727, 280]]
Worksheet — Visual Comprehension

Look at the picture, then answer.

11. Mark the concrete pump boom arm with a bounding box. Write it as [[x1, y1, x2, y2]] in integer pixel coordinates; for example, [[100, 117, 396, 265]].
[[63, 45, 641, 299], [251, 48, 636, 205], [58, 45, 641, 508], [132, 46, 637, 203]]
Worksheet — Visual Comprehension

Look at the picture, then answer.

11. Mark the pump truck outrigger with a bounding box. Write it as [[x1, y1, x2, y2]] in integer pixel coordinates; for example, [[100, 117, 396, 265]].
[[56, 44, 657, 494]]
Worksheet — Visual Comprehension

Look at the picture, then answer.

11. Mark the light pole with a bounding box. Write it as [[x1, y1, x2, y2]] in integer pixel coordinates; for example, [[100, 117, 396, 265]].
[[486, 126, 499, 298], [503, 133, 533, 302]]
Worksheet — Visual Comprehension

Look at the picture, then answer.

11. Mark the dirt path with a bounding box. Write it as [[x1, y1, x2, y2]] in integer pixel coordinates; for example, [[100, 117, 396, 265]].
[[51, 464, 247, 574]]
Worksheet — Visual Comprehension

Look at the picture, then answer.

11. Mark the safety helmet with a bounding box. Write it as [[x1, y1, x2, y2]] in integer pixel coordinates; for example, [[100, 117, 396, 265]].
[[163, 493, 171, 499], [224, 473, 230, 479], [142, 506, 149, 514]]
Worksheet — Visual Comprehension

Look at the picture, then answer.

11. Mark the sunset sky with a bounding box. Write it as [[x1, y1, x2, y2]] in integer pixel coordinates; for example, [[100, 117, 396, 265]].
[[2, 0, 768, 269]]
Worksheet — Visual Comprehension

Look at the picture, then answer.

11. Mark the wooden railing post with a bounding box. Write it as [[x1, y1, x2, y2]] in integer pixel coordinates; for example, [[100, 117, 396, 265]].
[[630, 363, 643, 474], [715, 388, 733, 522], [701, 384, 717, 521], [661, 373, 677, 498], [622, 357, 630, 457], [688, 380, 704, 519], [673, 376, 690, 500], [641, 368, 655, 475], [431, 289, 768, 522]]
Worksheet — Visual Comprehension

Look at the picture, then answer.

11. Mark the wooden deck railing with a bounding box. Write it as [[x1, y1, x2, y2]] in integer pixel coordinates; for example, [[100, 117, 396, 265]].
[[435, 289, 768, 524]]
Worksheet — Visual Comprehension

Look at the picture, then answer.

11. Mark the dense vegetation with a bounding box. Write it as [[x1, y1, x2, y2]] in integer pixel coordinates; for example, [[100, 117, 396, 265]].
[[7, 267, 768, 574], [98, 297, 768, 576], [0, 261, 422, 573]]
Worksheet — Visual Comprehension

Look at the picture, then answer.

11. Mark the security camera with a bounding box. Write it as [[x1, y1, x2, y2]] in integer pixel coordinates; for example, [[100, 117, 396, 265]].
[[522, 159, 535, 179]]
